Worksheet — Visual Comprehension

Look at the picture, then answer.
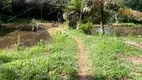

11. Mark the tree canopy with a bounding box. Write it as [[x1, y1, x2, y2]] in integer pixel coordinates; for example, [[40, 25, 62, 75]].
[[125, 0, 142, 12]]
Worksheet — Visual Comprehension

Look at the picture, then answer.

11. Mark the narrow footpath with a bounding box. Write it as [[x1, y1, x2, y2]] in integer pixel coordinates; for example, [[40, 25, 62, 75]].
[[42, 23, 90, 80], [124, 41, 142, 49]]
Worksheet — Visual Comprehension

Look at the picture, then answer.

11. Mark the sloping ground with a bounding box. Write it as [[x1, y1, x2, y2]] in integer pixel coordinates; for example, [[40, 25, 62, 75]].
[[47, 24, 142, 80], [65, 28, 142, 80], [116, 36, 142, 80], [120, 54, 142, 80]]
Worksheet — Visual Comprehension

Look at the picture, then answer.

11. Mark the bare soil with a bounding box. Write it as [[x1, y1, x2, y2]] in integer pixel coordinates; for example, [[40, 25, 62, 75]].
[[124, 41, 142, 49], [120, 55, 142, 65]]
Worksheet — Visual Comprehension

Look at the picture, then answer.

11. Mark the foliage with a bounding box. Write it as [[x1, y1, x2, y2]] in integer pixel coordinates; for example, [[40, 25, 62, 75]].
[[77, 22, 93, 34], [121, 8, 142, 22], [0, 0, 11, 6], [106, 0, 124, 12], [67, 11, 80, 29], [67, 0, 82, 11], [122, 8, 133, 16], [105, 0, 125, 23], [106, 15, 115, 23], [125, 0, 142, 12], [65, 0, 83, 28], [31, 19, 36, 24], [66, 0, 107, 32]]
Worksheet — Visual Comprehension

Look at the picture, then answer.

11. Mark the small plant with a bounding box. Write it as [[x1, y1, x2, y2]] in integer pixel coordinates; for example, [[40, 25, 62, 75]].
[[31, 19, 36, 24], [78, 22, 93, 34], [14, 35, 21, 51]]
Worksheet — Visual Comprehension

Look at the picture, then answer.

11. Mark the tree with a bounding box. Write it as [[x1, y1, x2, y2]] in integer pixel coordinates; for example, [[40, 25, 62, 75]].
[[67, 0, 106, 34], [89, 0, 124, 34], [67, 0, 82, 11], [91, 0, 107, 34], [125, 0, 142, 12], [66, 0, 82, 28], [1, 0, 11, 6], [106, 0, 124, 23]]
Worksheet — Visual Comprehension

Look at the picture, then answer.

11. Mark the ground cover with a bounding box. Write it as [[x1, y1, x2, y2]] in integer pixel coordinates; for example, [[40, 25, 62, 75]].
[[0, 29, 78, 80]]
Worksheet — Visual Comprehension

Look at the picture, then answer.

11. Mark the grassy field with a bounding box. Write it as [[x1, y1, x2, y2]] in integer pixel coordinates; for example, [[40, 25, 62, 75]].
[[0, 25, 141, 80], [65, 27, 142, 80], [0, 30, 78, 80]]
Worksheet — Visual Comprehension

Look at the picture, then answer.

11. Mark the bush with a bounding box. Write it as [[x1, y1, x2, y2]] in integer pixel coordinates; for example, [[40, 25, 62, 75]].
[[78, 22, 93, 34], [67, 11, 80, 29], [31, 19, 36, 24]]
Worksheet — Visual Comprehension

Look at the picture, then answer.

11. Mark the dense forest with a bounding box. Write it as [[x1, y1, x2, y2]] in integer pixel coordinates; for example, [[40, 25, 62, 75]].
[[0, 0, 142, 80]]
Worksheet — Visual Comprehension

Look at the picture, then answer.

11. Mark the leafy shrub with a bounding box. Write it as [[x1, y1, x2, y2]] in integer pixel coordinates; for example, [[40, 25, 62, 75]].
[[68, 11, 80, 29], [31, 19, 36, 24], [0, 55, 12, 64], [78, 22, 93, 34], [107, 15, 115, 23]]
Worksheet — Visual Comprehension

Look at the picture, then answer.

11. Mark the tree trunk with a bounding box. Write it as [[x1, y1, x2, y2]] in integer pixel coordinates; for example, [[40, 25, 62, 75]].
[[27, 8, 30, 22], [77, 7, 83, 29], [41, 5, 43, 20], [0, 0, 2, 9], [100, 1, 105, 35], [12, 0, 14, 15], [79, 0, 83, 22], [115, 12, 118, 23]]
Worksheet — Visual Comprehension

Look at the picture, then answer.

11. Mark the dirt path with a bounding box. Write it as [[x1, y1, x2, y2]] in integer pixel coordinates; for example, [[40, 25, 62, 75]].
[[55, 28, 89, 80], [43, 23, 90, 80], [120, 55, 142, 65], [114, 37, 142, 49], [124, 41, 142, 49], [117, 40, 142, 65]]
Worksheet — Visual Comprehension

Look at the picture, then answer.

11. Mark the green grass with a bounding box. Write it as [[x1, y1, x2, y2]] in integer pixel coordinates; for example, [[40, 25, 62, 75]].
[[0, 25, 141, 80], [64, 27, 142, 80], [118, 36, 142, 43], [0, 31, 78, 80]]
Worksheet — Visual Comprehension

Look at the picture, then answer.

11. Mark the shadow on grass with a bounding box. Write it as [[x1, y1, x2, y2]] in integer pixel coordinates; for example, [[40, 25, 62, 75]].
[[0, 55, 12, 64]]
